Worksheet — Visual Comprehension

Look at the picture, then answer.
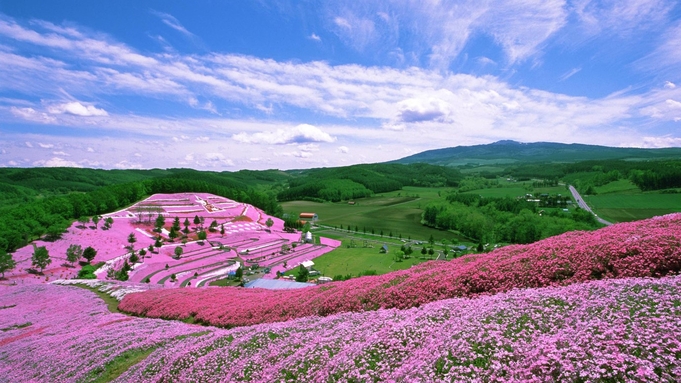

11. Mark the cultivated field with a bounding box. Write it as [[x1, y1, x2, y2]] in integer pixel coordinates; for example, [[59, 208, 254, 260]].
[[583, 180, 681, 222]]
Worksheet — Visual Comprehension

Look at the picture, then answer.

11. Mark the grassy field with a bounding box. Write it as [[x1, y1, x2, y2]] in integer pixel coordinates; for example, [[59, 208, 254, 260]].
[[585, 192, 681, 222], [282, 187, 464, 243], [285, 230, 447, 278]]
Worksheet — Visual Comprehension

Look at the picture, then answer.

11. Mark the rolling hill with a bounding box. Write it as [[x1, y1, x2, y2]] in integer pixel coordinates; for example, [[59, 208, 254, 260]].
[[393, 140, 681, 166]]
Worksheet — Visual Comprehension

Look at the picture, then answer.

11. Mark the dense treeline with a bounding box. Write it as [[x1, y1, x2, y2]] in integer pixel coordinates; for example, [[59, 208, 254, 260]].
[[0, 168, 171, 207], [423, 194, 599, 244], [279, 163, 462, 202], [505, 159, 681, 193], [0, 170, 283, 253]]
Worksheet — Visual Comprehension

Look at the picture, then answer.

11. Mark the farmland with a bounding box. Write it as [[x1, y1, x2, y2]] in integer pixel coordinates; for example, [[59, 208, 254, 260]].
[[282, 186, 460, 242]]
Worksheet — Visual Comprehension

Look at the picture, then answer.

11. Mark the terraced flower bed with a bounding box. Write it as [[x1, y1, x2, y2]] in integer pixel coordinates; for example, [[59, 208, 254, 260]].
[[120, 214, 681, 327]]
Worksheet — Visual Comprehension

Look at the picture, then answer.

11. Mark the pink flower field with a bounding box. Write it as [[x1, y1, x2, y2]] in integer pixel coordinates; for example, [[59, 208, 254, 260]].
[[1, 276, 680, 382], [119, 213, 681, 328], [3, 193, 338, 287]]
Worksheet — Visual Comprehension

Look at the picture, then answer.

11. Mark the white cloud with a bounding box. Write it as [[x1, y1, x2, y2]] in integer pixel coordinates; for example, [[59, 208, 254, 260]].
[[87, 147, 95, 152], [38, 143, 54, 148], [638, 136, 681, 148], [11, 107, 56, 123], [232, 124, 335, 145], [338, 146, 349, 153], [151, 11, 194, 37], [33, 157, 82, 167], [559, 67, 582, 81], [195, 136, 210, 142], [47, 101, 108, 116], [665, 81, 676, 89], [309, 33, 322, 41], [574, 0, 673, 36], [53, 151, 69, 156], [25, 141, 33, 147], [184, 153, 194, 161], [397, 97, 450, 123], [114, 160, 143, 169], [334, 17, 352, 30], [205, 152, 235, 166], [476, 56, 496, 66]]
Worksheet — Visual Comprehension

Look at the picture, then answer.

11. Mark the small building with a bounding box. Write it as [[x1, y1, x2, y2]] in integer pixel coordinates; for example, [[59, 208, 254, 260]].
[[380, 244, 388, 253], [347, 201, 356, 205], [301, 260, 315, 270], [299, 213, 318, 222], [305, 231, 313, 243], [454, 245, 468, 252], [318, 276, 333, 284]]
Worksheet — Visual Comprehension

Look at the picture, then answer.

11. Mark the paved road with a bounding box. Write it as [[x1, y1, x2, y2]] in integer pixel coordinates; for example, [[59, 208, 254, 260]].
[[568, 185, 613, 226]]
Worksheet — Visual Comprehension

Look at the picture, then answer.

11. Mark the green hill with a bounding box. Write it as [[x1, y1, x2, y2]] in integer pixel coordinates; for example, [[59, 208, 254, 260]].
[[393, 140, 681, 166]]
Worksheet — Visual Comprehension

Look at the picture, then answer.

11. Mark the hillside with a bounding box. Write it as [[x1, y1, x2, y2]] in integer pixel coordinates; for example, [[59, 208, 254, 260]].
[[3, 274, 680, 381], [119, 213, 681, 327], [393, 140, 681, 166]]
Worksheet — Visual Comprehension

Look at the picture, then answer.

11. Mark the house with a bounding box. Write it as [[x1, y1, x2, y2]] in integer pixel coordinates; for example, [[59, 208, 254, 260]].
[[454, 245, 468, 251], [380, 244, 388, 253], [299, 213, 318, 221], [301, 260, 315, 270], [304, 231, 313, 243], [347, 201, 356, 205], [318, 276, 333, 284]]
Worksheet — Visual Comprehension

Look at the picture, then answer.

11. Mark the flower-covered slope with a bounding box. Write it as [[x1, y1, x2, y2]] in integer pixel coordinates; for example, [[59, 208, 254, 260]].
[[1, 277, 680, 382], [119, 213, 681, 327]]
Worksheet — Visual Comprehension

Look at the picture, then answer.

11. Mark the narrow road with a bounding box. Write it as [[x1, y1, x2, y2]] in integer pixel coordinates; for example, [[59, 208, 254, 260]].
[[568, 185, 613, 226]]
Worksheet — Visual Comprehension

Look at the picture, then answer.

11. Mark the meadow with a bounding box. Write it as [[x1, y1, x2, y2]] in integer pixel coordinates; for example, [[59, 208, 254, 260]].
[[584, 179, 681, 222], [282, 186, 461, 242]]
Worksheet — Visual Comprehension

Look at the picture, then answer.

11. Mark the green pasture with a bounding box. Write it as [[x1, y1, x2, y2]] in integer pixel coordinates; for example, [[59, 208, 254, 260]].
[[461, 185, 567, 198], [282, 187, 461, 242], [585, 193, 681, 222], [285, 236, 443, 278], [593, 179, 640, 194]]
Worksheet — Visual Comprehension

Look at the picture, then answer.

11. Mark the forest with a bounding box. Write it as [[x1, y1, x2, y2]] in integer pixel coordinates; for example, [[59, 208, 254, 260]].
[[278, 163, 463, 202], [0, 168, 283, 252], [504, 159, 681, 193], [422, 194, 599, 244]]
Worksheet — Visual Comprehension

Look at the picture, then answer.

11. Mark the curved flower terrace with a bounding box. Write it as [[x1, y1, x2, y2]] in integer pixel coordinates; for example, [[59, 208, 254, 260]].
[[119, 213, 681, 328], [1, 193, 338, 287]]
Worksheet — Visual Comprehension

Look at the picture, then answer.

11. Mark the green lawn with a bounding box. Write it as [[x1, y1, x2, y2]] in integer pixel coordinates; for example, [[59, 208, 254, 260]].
[[285, 235, 442, 278], [282, 187, 462, 243]]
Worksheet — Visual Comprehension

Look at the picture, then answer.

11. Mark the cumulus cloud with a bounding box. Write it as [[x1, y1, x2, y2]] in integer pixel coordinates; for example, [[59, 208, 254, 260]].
[[338, 146, 349, 153], [33, 157, 82, 167], [664, 81, 676, 89], [309, 33, 322, 41], [47, 101, 108, 116], [398, 98, 449, 123], [232, 124, 335, 145]]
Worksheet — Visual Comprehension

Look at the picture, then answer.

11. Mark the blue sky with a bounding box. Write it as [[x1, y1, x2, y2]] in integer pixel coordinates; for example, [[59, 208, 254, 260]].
[[0, 0, 680, 170]]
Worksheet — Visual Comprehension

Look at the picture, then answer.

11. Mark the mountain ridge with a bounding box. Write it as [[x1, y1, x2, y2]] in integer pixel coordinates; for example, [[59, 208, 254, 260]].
[[392, 140, 681, 166]]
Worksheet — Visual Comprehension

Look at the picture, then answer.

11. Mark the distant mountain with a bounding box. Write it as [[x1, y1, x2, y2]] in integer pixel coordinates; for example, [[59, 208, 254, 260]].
[[393, 140, 681, 166]]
